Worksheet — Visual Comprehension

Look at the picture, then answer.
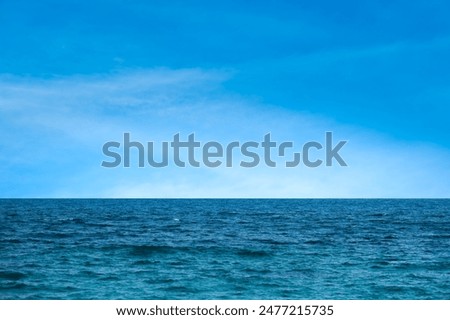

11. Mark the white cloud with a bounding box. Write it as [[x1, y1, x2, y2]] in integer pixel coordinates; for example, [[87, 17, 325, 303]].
[[0, 69, 449, 197]]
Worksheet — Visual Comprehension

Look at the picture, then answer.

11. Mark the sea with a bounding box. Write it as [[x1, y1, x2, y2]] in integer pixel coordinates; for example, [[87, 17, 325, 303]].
[[0, 199, 449, 299]]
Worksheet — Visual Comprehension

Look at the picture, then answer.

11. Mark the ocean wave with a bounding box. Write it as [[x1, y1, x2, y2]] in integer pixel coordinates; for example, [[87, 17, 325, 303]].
[[0, 271, 27, 281]]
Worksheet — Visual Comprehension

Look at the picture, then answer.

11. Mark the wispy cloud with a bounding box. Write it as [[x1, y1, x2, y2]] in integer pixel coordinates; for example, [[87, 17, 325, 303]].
[[1, 69, 449, 197]]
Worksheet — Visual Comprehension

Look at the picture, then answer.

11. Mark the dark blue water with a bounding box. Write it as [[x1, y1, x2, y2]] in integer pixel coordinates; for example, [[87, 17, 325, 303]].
[[0, 199, 449, 299]]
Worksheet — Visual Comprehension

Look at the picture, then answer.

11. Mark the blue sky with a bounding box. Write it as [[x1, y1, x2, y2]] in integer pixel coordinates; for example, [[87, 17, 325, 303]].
[[1, 0, 449, 197]]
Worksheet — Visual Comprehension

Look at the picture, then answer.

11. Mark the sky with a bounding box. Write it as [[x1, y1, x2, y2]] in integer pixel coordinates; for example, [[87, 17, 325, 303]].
[[1, 0, 449, 197]]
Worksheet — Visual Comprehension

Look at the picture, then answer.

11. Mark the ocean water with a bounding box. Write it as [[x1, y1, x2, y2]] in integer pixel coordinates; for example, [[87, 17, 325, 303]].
[[0, 199, 449, 300]]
